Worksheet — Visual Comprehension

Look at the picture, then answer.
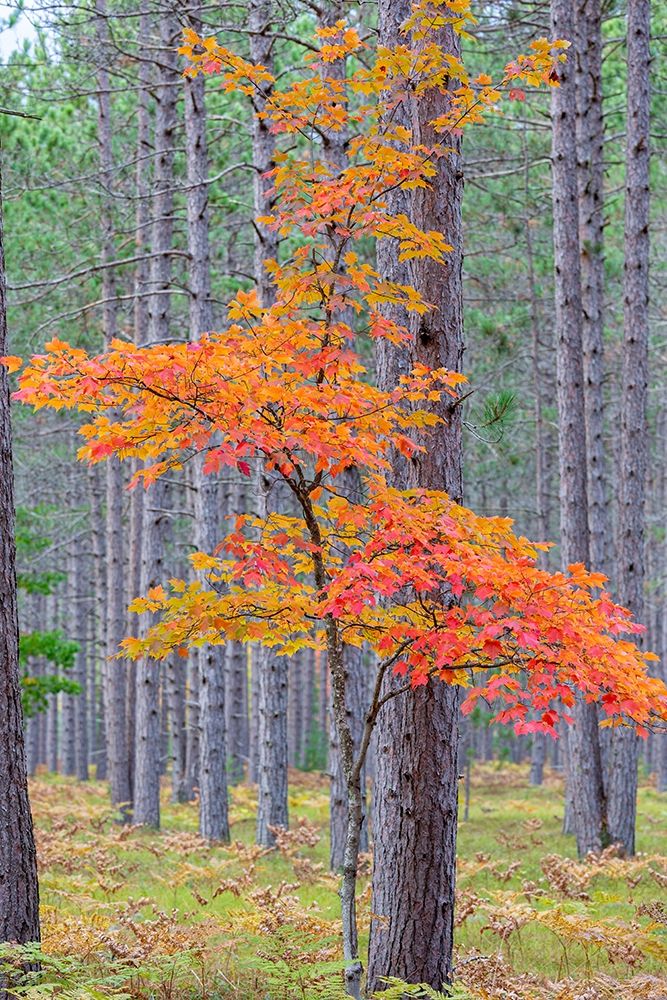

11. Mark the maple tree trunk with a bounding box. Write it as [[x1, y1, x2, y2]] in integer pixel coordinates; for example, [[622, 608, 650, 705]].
[[0, 150, 41, 951], [327, 622, 364, 1000], [607, 0, 650, 854], [134, 8, 179, 828], [367, 0, 463, 991], [551, 0, 608, 859], [329, 640, 369, 871]]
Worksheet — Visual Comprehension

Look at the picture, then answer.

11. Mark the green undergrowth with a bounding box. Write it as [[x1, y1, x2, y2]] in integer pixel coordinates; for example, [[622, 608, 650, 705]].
[[10, 764, 667, 999]]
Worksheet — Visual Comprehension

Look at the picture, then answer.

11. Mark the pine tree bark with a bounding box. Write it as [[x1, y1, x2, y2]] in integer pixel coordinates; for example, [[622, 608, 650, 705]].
[[96, 0, 130, 815], [607, 0, 650, 853], [248, 0, 289, 845], [551, 0, 608, 858], [166, 659, 186, 802], [72, 552, 89, 781], [133, 8, 180, 828], [576, 0, 607, 578], [367, 0, 463, 989], [0, 149, 40, 949], [183, 15, 230, 839], [126, 0, 151, 807], [226, 640, 247, 784]]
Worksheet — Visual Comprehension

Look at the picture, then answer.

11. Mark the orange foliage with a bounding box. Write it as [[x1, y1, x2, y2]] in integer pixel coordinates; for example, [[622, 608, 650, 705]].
[[6, 1, 666, 737]]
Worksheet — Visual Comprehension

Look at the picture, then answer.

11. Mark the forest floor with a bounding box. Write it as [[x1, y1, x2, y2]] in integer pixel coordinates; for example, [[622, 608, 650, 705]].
[[14, 764, 667, 999]]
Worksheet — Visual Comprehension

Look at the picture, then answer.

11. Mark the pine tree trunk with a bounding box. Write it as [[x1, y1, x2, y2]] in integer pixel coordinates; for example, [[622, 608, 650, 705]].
[[87, 466, 107, 779], [166, 660, 186, 802], [96, 0, 130, 814], [551, 0, 607, 858], [288, 651, 303, 768], [576, 0, 608, 579], [184, 653, 200, 797], [0, 151, 41, 948], [248, 646, 260, 784], [248, 0, 289, 844], [368, 1, 463, 989], [126, 0, 151, 807], [133, 8, 180, 828], [299, 647, 314, 769], [73, 552, 89, 781], [183, 18, 230, 840], [607, 0, 650, 854], [62, 542, 77, 777], [659, 400, 667, 794], [226, 640, 247, 784], [255, 513, 289, 843]]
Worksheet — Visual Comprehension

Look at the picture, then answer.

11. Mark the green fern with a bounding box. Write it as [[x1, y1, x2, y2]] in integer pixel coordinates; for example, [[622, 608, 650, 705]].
[[372, 977, 475, 1000]]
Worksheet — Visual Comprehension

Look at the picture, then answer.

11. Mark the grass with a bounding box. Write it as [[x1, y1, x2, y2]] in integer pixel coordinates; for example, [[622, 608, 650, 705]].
[[23, 762, 667, 999]]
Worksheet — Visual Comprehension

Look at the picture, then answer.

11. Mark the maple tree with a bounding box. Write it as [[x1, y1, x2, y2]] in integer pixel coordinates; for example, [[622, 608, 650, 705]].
[[4, 0, 666, 992]]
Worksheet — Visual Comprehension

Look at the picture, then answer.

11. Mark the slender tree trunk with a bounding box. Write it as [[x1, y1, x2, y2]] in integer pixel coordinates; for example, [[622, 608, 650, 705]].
[[576, 0, 607, 579], [255, 562, 289, 844], [248, 646, 260, 783], [607, 0, 650, 854], [46, 594, 59, 774], [299, 647, 314, 769], [96, 0, 130, 815], [134, 8, 180, 828], [0, 149, 40, 950], [126, 0, 151, 807], [226, 639, 247, 784], [329, 641, 368, 870], [368, 2, 463, 990], [166, 660, 186, 802], [87, 466, 107, 779], [183, 652, 200, 797], [288, 651, 303, 768], [62, 540, 77, 777], [551, 0, 607, 858], [524, 126, 549, 790], [73, 553, 89, 781], [248, 0, 289, 845], [659, 393, 667, 794], [183, 13, 230, 840]]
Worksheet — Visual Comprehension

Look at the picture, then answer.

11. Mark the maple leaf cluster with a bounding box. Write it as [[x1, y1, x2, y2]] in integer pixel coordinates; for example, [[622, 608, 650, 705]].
[[5, 1, 666, 735]]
